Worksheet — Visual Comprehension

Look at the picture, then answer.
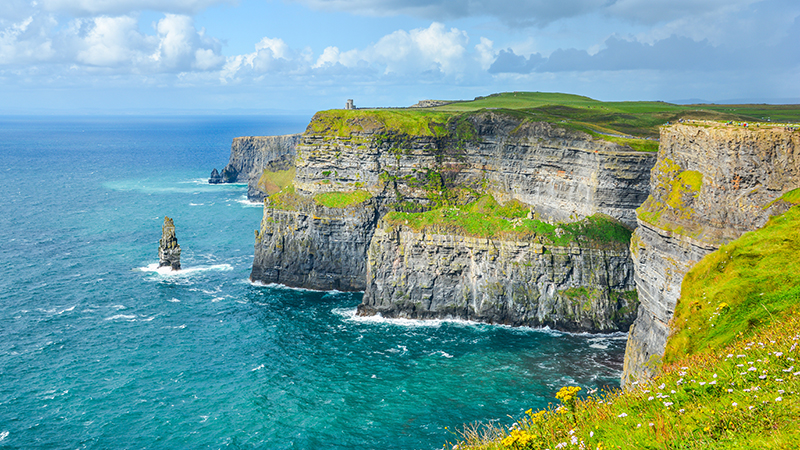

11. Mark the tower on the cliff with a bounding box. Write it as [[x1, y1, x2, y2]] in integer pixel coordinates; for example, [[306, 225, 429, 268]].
[[345, 99, 355, 110]]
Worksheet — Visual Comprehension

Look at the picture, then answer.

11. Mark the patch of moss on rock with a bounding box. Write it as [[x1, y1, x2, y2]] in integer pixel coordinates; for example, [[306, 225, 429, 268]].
[[313, 190, 372, 208]]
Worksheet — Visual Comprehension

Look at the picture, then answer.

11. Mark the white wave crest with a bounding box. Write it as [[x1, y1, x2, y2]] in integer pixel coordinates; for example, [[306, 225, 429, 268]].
[[247, 280, 358, 294], [138, 263, 234, 277], [0, 431, 8, 442], [105, 314, 137, 321], [234, 196, 263, 207]]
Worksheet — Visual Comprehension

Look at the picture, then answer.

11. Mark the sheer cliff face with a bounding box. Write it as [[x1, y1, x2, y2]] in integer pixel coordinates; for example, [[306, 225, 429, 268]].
[[623, 123, 800, 385], [294, 112, 654, 228], [217, 134, 301, 199], [251, 112, 655, 331], [358, 222, 638, 332]]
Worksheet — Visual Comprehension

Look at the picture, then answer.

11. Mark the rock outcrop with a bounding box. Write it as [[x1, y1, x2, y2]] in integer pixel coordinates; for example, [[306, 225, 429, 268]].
[[158, 216, 181, 271], [251, 111, 656, 334], [622, 122, 800, 385], [358, 220, 638, 332], [208, 168, 222, 184], [209, 134, 301, 200], [251, 197, 381, 291]]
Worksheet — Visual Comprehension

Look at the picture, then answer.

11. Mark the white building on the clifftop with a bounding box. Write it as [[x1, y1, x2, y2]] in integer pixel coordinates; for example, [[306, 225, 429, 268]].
[[345, 99, 355, 110]]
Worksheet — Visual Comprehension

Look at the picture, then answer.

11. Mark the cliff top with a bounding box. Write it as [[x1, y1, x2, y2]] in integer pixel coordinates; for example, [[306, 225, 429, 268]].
[[310, 92, 800, 149]]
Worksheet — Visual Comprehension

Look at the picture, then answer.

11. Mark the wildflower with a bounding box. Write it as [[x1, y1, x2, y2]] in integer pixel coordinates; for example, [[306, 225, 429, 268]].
[[678, 409, 685, 414], [732, 402, 738, 407], [637, 423, 641, 428], [759, 375, 767, 380], [776, 397, 783, 402], [571, 435, 579, 445], [556, 442, 567, 449], [649, 423, 654, 427], [663, 402, 674, 407], [648, 396, 654, 401], [617, 413, 628, 418], [590, 431, 594, 438]]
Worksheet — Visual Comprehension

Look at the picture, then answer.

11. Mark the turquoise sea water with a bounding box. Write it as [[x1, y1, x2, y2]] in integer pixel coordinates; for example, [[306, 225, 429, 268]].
[[0, 116, 626, 449]]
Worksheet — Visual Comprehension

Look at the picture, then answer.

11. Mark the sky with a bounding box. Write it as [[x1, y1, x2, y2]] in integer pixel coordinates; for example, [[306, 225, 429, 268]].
[[1, 0, 798, 114]]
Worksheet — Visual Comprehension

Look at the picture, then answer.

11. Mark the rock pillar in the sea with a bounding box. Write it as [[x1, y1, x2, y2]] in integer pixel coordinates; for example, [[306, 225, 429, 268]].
[[209, 168, 222, 184], [158, 216, 181, 270]]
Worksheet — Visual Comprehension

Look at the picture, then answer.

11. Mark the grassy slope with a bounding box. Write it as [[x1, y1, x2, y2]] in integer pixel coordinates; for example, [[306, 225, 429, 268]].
[[450, 206, 800, 450]]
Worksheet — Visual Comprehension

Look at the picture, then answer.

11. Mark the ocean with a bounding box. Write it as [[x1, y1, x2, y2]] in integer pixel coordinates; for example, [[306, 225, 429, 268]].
[[0, 116, 626, 449]]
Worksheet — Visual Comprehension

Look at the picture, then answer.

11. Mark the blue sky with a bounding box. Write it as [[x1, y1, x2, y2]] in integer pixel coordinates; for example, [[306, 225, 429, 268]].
[[1, 0, 798, 114]]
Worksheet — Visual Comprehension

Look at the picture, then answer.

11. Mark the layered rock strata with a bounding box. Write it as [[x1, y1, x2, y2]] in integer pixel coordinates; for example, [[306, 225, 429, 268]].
[[294, 112, 654, 228], [252, 110, 656, 321], [358, 221, 638, 332], [158, 216, 181, 271], [251, 198, 380, 291], [622, 123, 800, 385], [209, 134, 301, 200]]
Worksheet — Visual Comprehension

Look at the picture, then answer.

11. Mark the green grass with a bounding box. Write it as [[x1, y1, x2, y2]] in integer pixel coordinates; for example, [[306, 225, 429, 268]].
[[308, 92, 800, 154], [256, 167, 295, 195], [383, 195, 632, 248], [448, 205, 800, 450], [313, 190, 372, 208], [664, 205, 800, 363], [449, 312, 800, 449]]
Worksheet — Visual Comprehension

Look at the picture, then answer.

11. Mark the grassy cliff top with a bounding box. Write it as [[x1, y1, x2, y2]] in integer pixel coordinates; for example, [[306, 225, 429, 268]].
[[450, 205, 800, 450], [309, 92, 800, 143]]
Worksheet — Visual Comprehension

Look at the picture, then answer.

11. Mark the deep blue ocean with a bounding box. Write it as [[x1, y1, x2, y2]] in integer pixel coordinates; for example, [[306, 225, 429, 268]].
[[0, 116, 626, 449]]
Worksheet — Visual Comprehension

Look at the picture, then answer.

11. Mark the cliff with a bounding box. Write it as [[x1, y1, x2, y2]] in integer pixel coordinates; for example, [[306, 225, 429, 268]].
[[250, 109, 656, 331], [209, 134, 301, 201], [622, 122, 800, 385], [358, 218, 638, 331]]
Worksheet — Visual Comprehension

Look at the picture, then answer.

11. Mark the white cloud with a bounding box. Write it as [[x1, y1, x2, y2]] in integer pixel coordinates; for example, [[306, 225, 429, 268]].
[[221, 37, 301, 81], [0, 15, 56, 64], [312, 22, 469, 75], [475, 37, 495, 70], [76, 15, 150, 66]]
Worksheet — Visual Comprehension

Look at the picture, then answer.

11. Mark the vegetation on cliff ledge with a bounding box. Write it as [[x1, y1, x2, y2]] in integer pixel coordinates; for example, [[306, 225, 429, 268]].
[[384, 195, 632, 248], [448, 206, 800, 450]]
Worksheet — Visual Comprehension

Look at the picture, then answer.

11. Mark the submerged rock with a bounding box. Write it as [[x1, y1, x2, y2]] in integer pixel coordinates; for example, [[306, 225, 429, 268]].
[[158, 216, 181, 271]]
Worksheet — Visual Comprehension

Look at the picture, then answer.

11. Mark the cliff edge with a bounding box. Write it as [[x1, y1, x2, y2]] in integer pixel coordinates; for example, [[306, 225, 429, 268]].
[[622, 122, 800, 385], [210, 134, 301, 201]]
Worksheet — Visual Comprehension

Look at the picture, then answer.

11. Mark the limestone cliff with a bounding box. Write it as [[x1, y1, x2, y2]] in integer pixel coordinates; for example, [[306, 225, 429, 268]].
[[293, 112, 654, 228], [622, 122, 800, 385], [209, 134, 301, 200], [358, 219, 638, 332], [158, 216, 181, 271], [251, 110, 655, 335]]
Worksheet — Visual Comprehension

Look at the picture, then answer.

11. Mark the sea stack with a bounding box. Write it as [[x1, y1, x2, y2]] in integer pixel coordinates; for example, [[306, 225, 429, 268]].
[[158, 216, 181, 270], [208, 168, 222, 184]]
